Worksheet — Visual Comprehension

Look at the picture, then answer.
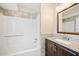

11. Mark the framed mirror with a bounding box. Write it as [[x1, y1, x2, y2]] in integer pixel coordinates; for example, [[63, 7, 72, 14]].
[[57, 3, 79, 35]]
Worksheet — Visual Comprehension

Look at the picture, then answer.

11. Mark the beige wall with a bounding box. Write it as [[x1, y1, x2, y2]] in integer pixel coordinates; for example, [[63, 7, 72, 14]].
[[41, 3, 57, 55], [41, 3, 57, 34]]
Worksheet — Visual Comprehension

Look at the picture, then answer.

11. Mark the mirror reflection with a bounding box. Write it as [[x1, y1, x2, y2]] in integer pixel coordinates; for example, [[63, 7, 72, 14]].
[[58, 4, 79, 32]]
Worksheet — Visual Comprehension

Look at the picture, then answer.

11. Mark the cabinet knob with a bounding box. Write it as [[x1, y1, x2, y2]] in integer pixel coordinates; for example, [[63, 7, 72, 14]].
[[55, 46, 56, 48]]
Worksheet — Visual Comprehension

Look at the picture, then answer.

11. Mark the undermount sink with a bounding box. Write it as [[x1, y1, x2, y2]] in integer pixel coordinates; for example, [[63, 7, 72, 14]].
[[55, 39, 71, 45]]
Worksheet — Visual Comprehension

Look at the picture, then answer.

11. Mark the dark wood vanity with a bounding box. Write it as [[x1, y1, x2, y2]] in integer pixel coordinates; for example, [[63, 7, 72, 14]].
[[45, 39, 79, 56]]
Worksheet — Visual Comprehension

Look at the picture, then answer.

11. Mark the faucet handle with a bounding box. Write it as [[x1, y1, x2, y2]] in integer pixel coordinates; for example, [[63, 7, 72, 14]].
[[34, 38, 38, 40], [62, 34, 70, 41]]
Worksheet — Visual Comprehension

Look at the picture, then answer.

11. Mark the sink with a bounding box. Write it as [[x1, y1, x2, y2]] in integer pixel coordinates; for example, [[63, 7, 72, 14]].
[[55, 39, 71, 45]]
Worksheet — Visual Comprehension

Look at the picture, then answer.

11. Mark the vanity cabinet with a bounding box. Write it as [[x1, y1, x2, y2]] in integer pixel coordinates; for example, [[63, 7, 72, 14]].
[[45, 39, 79, 56], [45, 39, 56, 56]]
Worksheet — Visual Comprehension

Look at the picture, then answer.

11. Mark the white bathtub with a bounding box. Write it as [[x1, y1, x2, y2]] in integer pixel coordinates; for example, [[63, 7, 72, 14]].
[[0, 16, 41, 56], [9, 48, 41, 56]]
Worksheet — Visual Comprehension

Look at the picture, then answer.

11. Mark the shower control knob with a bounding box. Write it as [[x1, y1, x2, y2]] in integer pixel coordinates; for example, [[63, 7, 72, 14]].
[[35, 38, 37, 40]]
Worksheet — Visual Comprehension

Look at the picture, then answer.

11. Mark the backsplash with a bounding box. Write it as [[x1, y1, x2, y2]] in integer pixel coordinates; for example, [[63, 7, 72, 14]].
[[41, 33, 79, 42], [56, 34, 79, 42]]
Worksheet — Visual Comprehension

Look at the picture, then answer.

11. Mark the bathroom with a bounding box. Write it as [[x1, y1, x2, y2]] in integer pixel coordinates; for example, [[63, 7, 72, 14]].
[[0, 1, 79, 58]]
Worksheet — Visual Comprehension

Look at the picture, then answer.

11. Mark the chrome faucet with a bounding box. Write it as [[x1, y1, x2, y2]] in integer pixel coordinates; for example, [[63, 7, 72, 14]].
[[62, 34, 70, 41]]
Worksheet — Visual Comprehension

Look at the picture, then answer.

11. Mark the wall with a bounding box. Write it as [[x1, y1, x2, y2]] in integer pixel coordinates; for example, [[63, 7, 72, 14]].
[[41, 3, 57, 35], [41, 3, 57, 55]]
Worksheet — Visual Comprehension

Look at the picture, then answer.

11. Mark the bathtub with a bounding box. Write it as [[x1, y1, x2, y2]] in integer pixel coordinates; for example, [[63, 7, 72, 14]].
[[9, 48, 41, 56]]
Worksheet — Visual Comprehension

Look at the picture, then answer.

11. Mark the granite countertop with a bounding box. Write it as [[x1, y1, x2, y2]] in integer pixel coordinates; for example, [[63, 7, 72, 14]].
[[45, 36, 79, 53]]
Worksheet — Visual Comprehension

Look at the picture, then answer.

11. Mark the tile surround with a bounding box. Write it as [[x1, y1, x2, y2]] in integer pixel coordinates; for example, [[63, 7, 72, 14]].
[[0, 7, 38, 19]]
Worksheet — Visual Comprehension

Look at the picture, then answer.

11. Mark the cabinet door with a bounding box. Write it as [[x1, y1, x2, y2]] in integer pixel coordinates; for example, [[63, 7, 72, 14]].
[[45, 39, 78, 56], [45, 39, 52, 56], [45, 39, 56, 56], [56, 46, 63, 56], [51, 42, 57, 56], [61, 48, 77, 56], [56, 44, 77, 56]]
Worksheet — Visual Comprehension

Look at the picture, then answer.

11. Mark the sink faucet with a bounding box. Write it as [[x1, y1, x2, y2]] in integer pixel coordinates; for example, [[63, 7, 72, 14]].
[[62, 34, 70, 41], [63, 36, 70, 40]]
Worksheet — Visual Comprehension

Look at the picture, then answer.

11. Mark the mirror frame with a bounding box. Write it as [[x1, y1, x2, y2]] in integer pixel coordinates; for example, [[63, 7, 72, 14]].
[[57, 3, 79, 35]]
